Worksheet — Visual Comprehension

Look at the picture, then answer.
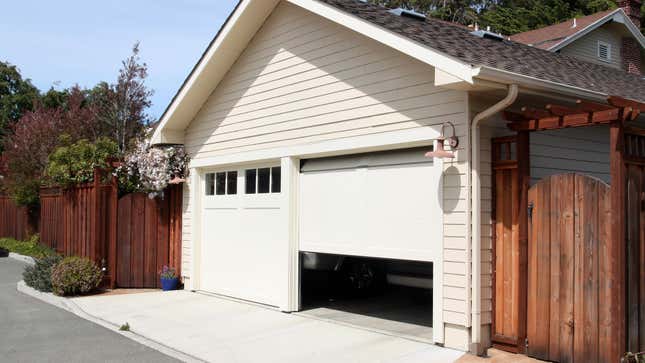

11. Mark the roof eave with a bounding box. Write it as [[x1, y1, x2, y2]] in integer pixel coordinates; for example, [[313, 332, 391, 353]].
[[474, 66, 609, 103]]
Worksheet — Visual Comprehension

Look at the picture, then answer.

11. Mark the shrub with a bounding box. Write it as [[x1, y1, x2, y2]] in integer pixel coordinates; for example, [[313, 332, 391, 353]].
[[51, 256, 102, 296], [0, 235, 55, 258], [23, 254, 62, 292], [45, 136, 118, 188]]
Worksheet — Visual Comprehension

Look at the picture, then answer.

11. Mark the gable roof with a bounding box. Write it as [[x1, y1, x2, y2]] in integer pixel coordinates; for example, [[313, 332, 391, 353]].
[[510, 8, 645, 51], [152, 0, 645, 144]]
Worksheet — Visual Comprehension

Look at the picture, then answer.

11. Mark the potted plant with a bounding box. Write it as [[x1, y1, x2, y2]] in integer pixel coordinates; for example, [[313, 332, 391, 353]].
[[160, 265, 179, 291]]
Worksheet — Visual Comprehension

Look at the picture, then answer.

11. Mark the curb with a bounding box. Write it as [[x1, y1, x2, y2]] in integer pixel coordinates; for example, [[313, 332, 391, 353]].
[[17, 281, 204, 363], [9, 252, 36, 265]]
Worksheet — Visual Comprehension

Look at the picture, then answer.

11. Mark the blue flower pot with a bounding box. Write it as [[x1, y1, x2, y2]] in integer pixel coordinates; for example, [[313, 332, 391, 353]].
[[160, 277, 179, 291]]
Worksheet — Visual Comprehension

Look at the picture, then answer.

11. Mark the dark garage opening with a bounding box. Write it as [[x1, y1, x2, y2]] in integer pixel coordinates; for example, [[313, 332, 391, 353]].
[[299, 252, 433, 342]]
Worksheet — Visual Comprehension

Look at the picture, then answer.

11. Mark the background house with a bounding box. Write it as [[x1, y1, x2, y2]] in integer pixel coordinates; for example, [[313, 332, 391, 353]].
[[511, 0, 645, 75]]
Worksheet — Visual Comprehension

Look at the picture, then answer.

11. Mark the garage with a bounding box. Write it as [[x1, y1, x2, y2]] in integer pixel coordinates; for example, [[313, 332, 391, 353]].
[[199, 164, 289, 307], [298, 147, 443, 341]]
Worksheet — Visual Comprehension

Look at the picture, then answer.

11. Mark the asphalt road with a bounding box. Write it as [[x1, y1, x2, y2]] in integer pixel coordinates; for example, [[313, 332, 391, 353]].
[[0, 257, 180, 363]]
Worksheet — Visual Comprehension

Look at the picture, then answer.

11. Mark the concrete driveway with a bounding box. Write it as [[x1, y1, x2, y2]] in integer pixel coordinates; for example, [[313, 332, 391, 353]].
[[0, 257, 178, 363], [72, 289, 464, 363]]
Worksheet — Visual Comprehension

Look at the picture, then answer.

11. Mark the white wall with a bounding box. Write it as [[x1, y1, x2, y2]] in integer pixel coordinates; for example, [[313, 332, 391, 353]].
[[530, 126, 610, 184]]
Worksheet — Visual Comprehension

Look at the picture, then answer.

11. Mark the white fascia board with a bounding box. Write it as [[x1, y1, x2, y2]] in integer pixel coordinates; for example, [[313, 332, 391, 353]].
[[550, 9, 645, 52], [151, 0, 280, 145], [286, 0, 476, 84], [473, 66, 608, 103]]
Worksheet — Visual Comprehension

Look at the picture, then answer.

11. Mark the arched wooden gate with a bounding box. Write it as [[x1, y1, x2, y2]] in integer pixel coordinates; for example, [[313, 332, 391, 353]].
[[526, 174, 612, 363]]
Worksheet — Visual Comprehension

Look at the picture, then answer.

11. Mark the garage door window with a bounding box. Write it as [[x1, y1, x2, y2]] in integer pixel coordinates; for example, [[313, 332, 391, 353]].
[[245, 167, 281, 194], [205, 171, 237, 196]]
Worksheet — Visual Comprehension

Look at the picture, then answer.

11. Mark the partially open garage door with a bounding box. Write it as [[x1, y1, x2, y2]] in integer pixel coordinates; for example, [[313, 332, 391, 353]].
[[200, 165, 288, 307], [299, 147, 443, 262]]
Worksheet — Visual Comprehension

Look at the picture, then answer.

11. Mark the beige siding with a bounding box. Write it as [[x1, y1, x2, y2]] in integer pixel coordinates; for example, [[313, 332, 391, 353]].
[[472, 98, 514, 332], [442, 116, 470, 327], [184, 3, 465, 159], [531, 126, 610, 184], [180, 0, 471, 331], [559, 23, 624, 70]]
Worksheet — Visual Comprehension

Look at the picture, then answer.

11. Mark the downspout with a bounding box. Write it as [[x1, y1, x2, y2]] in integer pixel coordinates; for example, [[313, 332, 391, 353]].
[[470, 84, 518, 355]]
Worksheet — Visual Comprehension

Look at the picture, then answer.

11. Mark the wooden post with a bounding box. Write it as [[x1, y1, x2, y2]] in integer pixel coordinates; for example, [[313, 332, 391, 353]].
[[92, 168, 100, 263], [108, 174, 118, 289], [517, 131, 530, 354], [604, 120, 626, 362]]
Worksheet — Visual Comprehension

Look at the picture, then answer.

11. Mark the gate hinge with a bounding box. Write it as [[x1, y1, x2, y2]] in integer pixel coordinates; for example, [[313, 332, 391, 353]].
[[528, 202, 534, 219], [525, 337, 529, 350]]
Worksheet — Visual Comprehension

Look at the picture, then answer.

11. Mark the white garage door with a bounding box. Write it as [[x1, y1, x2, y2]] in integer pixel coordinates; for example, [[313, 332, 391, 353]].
[[299, 148, 443, 262], [200, 165, 288, 307]]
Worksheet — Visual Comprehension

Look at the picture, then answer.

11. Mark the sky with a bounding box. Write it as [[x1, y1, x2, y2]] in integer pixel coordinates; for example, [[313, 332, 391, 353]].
[[1, 0, 239, 120]]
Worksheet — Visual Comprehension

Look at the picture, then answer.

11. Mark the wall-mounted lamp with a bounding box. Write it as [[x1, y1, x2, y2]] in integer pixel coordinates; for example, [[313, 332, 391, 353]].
[[425, 122, 459, 159]]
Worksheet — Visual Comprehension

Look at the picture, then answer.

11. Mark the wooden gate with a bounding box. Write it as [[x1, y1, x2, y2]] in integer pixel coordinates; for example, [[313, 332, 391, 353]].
[[526, 174, 611, 363], [116, 185, 182, 288]]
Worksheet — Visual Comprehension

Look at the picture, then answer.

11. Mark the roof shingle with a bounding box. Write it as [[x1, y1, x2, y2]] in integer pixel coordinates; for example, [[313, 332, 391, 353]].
[[510, 10, 615, 49], [320, 0, 645, 102]]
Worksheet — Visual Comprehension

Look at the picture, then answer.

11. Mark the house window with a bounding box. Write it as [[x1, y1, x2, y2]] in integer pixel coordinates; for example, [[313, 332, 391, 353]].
[[597, 41, 611, 62], [245, 169, 257, 194], [226, 171, 237, 195], [205, 173, 215, 195], [245, 166, 281, 194], [205, 171, 237, 196]]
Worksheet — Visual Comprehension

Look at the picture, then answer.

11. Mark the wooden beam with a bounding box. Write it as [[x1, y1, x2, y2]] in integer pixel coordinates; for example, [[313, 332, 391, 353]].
[[608, 96, 645, 112], [546, 104, 583, 116], [561, 113, 591, 127], [603, 121, 626, 363], [591, 108, 620, 123], [521, 106, 551, 119], [621, 106, 634, 122], [629, 108, 640, 121], [576, 99, 614, 112], [625, 126, 645, 137], [504, 111, 530, 123]]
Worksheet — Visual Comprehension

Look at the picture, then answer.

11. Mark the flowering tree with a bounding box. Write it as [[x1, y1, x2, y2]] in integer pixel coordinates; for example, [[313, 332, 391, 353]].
[[119, 135, 188, 198]]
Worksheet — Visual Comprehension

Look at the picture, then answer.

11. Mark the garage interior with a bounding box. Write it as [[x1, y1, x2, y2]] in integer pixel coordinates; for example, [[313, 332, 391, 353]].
[[299, 252, 434, 342]]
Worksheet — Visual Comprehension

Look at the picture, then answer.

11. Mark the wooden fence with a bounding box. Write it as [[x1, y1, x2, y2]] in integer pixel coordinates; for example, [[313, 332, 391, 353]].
[[38, 170, 181, 289], [39, 169, 118, 285], [0, 196, 34, 241]]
